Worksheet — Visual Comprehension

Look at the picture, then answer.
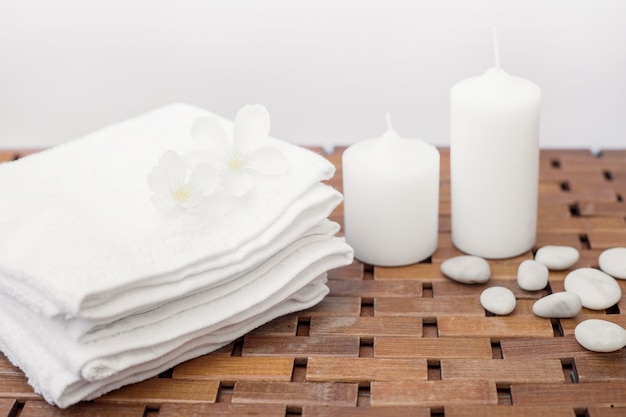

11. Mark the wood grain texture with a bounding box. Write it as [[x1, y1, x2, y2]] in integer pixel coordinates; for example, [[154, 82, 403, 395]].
[[370, 379, 498, 408], [1, 148, 625, 416], [306, 357, 428, 383]]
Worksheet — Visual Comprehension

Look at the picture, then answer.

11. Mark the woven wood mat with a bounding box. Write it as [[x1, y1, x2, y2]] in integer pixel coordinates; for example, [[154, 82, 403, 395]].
[[1, 148, 625, 417]]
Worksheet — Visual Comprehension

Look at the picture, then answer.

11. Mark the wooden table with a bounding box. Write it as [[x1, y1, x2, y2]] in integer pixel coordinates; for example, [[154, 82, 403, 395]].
[[1, 148, 625, 416]]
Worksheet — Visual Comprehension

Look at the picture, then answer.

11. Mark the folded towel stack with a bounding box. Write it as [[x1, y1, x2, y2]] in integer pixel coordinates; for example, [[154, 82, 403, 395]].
[[0, 103, 353, 408]]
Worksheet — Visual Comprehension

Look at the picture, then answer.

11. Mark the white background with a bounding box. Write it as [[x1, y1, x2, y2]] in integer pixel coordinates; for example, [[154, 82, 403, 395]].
[[1, 0, 625, 151]]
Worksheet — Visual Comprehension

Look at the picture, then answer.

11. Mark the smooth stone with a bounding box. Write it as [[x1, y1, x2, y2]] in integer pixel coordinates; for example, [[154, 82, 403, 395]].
[[574, 319, 626, 352], [480, 286, 516, 315], [564, 268, 622, 310], [598, 247, 626, 279], [535, 245, 579, 270], [532, 292, 582, 318], [440, 256, 490, 284], [517, 259, 549, 291]]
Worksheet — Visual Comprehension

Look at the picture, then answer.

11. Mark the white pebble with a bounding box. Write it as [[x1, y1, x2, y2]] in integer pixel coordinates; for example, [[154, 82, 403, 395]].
[[532, 292, 582, 318], [480, 286, 516, 315], [535, 245, 579, 270], [517, 259, 549, 291], [441, 256, 490, 284], [564, 268, 622, 310], [599, 247, 626, 279], [574, 319, 626, 352]]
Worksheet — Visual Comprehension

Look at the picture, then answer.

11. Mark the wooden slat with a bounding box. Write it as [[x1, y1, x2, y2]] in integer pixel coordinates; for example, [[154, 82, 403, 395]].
[[96, 378, 218, 405], [511, 382, 626, 408], [586, 407, 626, 417], [20, 401, 146, 417], [0, 375, 40, 401], [560, 315, 626, 336], [432, 280, 544, 299], [298, 296, 361, 317], [158, 403, 286, 417], [328, 280, 422, 298], [248, 315, 298, 336], [445, 405, 576, 417], [302, 405, 431, 417], [241, 336, 360, 358], [375, 296, 484, 318], [172, 356, 294, 382], [309, 316, 422, 338], [438, 317, 554, 340], [374, 264, 448, 281], [232, 381, 358, 407], [375, 337, 492, 360], [574, 356, 626, 383], [501, 336, 622, 360], [0, 399, 15, 417], [441, 359, 565, 387], [370, 380, 497, 408], [306, 357, 427, 383], [0, 151, 16, 163]]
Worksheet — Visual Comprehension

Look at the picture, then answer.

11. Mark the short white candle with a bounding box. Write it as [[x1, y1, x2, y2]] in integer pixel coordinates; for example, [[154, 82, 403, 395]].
[[450, 28, 541, 259], [342, 115, 440, 266]]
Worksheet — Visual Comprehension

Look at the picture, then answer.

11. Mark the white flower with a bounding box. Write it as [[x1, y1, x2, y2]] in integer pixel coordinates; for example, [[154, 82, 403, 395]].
[[190, 105, 288, 196], [148, 150, 217, 211]]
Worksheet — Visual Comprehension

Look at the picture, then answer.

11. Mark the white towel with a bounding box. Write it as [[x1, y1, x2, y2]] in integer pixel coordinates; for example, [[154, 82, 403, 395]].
[[0, 103, 336, 319], [39, 219, 339, 343], [0, 236, 351, 407]]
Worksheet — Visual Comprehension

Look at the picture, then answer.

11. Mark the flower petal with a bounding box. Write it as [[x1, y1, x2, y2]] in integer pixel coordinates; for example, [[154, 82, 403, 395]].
[[233, 104, 270, 149], [221, 168, 255, 196], [159, 150, 187, 181], [147, 165, 171, 196], [151, 195, 177, 211], [187, 163, 218, 194], [190, 116, 230, 148], [247, 146, 288, 175], [178, 192, 204, 209]]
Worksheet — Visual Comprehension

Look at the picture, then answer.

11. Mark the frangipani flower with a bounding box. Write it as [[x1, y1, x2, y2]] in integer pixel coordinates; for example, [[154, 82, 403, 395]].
[[190, 105, 288, 196], [148, 150, 217, 211]]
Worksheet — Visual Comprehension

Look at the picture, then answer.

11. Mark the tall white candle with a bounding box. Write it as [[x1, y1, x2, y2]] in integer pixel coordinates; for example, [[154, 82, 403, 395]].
[[450, 29, 541, 259], [342, 115, 440, 266]]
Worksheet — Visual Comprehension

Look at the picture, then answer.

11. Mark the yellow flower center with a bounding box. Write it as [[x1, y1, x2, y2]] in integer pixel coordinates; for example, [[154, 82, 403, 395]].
[[171, 183, 192, 203], [227, 147, 248, 171]]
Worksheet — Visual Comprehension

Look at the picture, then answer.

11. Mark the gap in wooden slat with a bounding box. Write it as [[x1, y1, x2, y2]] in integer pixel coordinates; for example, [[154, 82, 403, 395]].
[[422, 319, 438, 338], [491, 341, 503, 359], [560, 181, 571, 192], [357, 383, 371, 407], [423, 282, 433, 298], [296, 318, 311, 337], [562, 358, 578, 384], [421, 256, 433, 264], [291, 361, 307, 382], [574, 408, 588, 417], [569, 203, 581, 217], [231, 337, 244, 356], [550, 158, 561, 169], [157, 368, 174, 378], [603, 170, 614, 181], [497, 387, 512, 405], [606, 304, 621, 315], [551, 318, 565, 337], [360, 299, 374, 317], [7, 401, 23, 417], [430, 410, 444, 417], [578, 234, 591, 250], [217, 381, 234, 403], [427, 360, 441, 381], [145, 406, 159, 417], [286, 405, 303, 416], [617, 193, 623, 202], [359, 338, 374, 358]]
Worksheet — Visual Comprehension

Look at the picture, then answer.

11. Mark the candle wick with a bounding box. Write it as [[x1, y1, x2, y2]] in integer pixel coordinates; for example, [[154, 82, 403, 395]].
[[492, 26, 501, 70], [385, 113, 394, 133]]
